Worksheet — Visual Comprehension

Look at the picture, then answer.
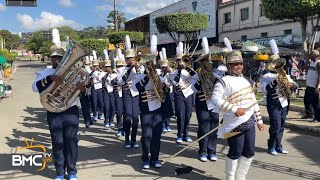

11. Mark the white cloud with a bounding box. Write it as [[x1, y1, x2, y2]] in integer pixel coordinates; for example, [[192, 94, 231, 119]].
[[96, 0, 180, 19], [0, 3, 6, 12], [16, 11, 83, 31], [58, 0, 75, 7]]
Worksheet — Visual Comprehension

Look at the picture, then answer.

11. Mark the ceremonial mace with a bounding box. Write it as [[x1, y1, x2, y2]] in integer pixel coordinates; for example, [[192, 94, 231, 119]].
[[162, 100, 262, 175]]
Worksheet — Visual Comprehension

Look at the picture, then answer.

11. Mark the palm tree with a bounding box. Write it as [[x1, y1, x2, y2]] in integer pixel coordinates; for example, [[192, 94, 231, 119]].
[[107, 10, 127, 31]]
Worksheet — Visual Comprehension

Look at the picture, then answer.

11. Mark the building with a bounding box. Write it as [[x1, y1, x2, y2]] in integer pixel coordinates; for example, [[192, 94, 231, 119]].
[[125, 0, 219, 57], [218, 0, 319, 49], [125, 14, 150, 45]]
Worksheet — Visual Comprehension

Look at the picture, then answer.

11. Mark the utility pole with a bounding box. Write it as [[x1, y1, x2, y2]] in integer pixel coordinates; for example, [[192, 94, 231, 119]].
[[114, 0, 118, 32]]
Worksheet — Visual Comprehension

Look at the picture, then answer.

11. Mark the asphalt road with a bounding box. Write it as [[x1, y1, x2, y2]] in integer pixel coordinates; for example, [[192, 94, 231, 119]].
[[0, 60, 319, 180]]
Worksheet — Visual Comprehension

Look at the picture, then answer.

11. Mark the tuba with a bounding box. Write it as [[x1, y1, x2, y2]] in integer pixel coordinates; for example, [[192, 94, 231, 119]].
[[40, 39, 90, 112], [140, 55, 166, 103], [196, 60, 215, 100], [268, 57, 291, 99]]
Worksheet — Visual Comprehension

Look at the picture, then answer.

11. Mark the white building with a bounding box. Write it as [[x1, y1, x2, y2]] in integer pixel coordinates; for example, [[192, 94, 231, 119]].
[[218, 0, 319, 48]]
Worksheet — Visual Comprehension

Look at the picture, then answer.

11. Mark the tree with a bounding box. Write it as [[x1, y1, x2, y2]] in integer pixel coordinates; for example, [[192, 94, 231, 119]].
[[107, 10, 127, 31], [79, 39, 109, 56], [0, 49, 18, 61], [78, 26, 108, 39], [39, 40, 54, 57], [155, 13, 208, 56], [55, 26, 80, 41], [107, 31, 144, 46], [262, 0, 320, 53], [26, 32, 44, 54], [0, 30, 20, 50]]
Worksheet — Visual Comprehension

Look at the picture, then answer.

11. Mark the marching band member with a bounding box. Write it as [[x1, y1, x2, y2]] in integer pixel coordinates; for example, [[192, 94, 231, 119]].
[[260, 40, 298, 155], [90, 51, 105, 121], [80, 57, 93, 128], [119, 35, 144, 148], [212, 48, 265, 180], [132, 35, 164, 169], [158, 48, 174, 133], [169, 42, 198, 143], [102, 50, 117, 128], [113, 51, 126, 136], [192, 37, 220, 162], [31, 28, 83, 180]]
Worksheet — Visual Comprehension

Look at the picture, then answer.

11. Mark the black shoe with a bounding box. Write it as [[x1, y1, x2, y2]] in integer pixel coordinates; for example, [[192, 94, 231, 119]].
[[301, 115, 313, 119]]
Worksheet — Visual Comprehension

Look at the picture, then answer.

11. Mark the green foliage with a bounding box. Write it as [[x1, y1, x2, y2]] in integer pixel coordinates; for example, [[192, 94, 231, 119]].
[[39, 40, 54, 56], [262, 0, 320, 20], [107, 10, 127, 30], [26, 32, 54, 55], [0, 49, 18, 61], [107, 31, 144, 45], [155, 13, 208, 33], [55, 26, 80, 41], [78, 26, 109, 39], [79, 39, 109, 55], [0, 30, 20, 49]]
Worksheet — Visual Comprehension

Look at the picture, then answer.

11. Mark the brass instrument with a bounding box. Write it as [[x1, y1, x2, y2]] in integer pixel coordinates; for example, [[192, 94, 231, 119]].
[[196, 60, 215, 100], [140, 55, 165, 103], [167, 60, 178, 73], [268, 57, 291, 99], [40, 39, 90, 112], [179, 55, 192, 68]]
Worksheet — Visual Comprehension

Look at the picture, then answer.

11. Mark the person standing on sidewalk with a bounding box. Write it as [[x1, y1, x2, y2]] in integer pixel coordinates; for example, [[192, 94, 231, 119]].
[[32, 47, 85, 180], [212, 50, 265, 180], [260, 53, 298, 155], [299, 50, 320, 122]]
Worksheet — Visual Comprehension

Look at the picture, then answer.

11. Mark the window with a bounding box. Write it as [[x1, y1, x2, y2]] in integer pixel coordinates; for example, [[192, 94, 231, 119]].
[[261, 32, 268, 38], [224, 12, 231, 24], [240, 8, 249, 21], [284, 29, 292, 35], [241, 35, 247, 41], [259, 4, 265, 16]]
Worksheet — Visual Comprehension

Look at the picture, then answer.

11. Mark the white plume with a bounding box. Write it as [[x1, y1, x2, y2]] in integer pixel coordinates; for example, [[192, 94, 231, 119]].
[[224, 37, 232, 51], [176, 46, 179, 55], [52, 28, 61, 48], [202, 37, 209, 54], [162, 48, 167, 60], [269, 39, 279, 55], [120, 54, 125, 61], [178, 42, 184, 54], [125, 35, 132, 50], [85, 56, 89, 61], [150, 35, 158, 55], [159, 51, 163, 60], [104, 49, 109, 60], [89, 56, 94, 61], [92, 50, 97, 60], [116, 48, 122, 59]]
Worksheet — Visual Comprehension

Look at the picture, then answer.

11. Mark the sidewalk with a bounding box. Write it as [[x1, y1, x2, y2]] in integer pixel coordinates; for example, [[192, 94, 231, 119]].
[[259, 104, 320, 137]]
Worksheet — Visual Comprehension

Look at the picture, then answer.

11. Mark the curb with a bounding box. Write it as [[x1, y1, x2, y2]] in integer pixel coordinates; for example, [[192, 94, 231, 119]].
[[262, 116, 320, 137], [258, 102, 304, 112], [259, 102, 320, 137]]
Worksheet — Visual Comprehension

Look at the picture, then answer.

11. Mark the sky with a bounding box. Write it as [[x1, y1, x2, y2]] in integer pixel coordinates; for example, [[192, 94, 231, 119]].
[[0, 0, 180, 33]]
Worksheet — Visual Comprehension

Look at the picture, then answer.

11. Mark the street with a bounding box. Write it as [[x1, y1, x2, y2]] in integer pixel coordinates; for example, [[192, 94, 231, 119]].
[[0, 60, 319, 180]]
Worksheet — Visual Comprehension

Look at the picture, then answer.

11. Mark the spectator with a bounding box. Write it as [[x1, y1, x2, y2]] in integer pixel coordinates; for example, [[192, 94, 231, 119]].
[[300, 50, 320, 122], [298, 58, 306, 77], [290, 55, 299, 79]]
